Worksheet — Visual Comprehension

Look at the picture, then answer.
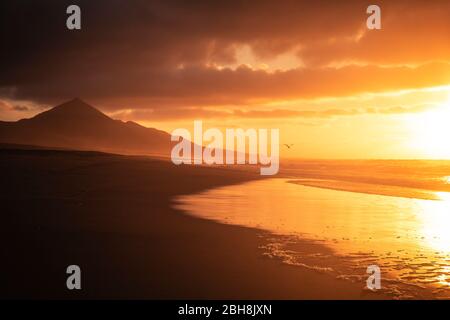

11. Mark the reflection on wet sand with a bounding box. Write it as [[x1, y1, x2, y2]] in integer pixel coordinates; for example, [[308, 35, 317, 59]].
[[175, 178, 450, 299]]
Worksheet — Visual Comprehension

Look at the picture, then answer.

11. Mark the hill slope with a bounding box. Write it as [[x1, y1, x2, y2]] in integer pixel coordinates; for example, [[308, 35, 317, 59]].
[[0, 98, 171, 156]]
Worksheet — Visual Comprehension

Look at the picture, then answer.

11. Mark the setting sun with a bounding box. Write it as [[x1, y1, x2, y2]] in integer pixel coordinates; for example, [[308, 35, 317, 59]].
[[1, 0, 450, 303], [407, 93, 450, 159]]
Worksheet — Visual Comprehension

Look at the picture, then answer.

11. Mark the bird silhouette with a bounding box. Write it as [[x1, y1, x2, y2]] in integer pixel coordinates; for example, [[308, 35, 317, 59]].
[[283, 144, 294, 149]]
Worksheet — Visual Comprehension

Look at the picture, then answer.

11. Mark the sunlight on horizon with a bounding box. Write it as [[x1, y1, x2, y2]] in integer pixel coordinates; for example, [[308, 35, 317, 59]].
[[418, 191, 450, 254], [406, 93, 450, 159], [135, 86, 450, 160], [176, 178, 450, 296]]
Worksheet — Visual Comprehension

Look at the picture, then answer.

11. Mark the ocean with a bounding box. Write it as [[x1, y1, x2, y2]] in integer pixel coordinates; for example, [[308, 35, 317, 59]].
[[174, 160, 450, 299]]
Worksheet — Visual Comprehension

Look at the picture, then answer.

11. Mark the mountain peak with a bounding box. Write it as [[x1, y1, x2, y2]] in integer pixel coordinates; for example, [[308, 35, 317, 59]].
[[0, 98, 172, 156], [66, 97, 86, 105], [34, 98, 110, 122], [53, 98, 103, 113]]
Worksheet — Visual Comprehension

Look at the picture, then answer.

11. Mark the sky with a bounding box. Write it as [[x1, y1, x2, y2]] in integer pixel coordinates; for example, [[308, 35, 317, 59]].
[[1, 0, 449, 159]]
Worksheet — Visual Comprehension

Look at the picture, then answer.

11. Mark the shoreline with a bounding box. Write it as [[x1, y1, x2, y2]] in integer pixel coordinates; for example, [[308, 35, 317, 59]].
[[287, 179, 439, 200], [176, 178, 442, 299], [0, 148, 386, 299]]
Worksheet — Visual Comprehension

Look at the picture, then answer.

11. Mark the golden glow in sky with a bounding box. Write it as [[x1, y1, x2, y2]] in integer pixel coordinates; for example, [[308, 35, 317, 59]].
[[1, 1, 449, 160], [137, 86, 450, 160], [406, 93, 450, 159]]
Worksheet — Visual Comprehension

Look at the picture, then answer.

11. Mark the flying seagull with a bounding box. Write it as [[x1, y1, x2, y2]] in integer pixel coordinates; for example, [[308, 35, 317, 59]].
[[283, 144, 294, 149]]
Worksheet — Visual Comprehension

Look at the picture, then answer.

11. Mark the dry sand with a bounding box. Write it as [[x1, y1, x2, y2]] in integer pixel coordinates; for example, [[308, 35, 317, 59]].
[[0, 147, 385, 299]]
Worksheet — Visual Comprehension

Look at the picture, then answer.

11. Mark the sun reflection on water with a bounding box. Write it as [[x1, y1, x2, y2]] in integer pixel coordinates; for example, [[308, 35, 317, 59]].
[[175, 178, 450, 298], [416, 192, 450, 254]]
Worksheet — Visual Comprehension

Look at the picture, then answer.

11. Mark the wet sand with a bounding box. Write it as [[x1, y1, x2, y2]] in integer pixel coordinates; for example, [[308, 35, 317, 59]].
[[288, 179, 439, 200], [176, 178, 450, 299], [0, 147, 385, 299]]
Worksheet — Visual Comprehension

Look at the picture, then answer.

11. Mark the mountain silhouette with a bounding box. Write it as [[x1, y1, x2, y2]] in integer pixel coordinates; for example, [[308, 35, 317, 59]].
[[0, 98, 172, 156]]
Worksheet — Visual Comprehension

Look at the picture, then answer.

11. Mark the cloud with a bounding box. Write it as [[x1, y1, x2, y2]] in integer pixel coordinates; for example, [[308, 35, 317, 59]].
[[0, 100, 11, 110], [3, 61, 450, 112], [300, 2, 450, 66], [0, 0, 449, 113], [11, 105, 29, 112], [0, 99, 43, 114], [111, 103, 434, 122]]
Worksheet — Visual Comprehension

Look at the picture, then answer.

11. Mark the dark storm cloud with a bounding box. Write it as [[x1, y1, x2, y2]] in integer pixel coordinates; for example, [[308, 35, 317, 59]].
[[0, 0, 449, 110]]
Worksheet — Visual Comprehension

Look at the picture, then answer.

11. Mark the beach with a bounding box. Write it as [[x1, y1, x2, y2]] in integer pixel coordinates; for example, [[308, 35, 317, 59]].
[[176, 164, 450, 299], [1, 0, 449, 305], [0, 147, 384, 299]]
